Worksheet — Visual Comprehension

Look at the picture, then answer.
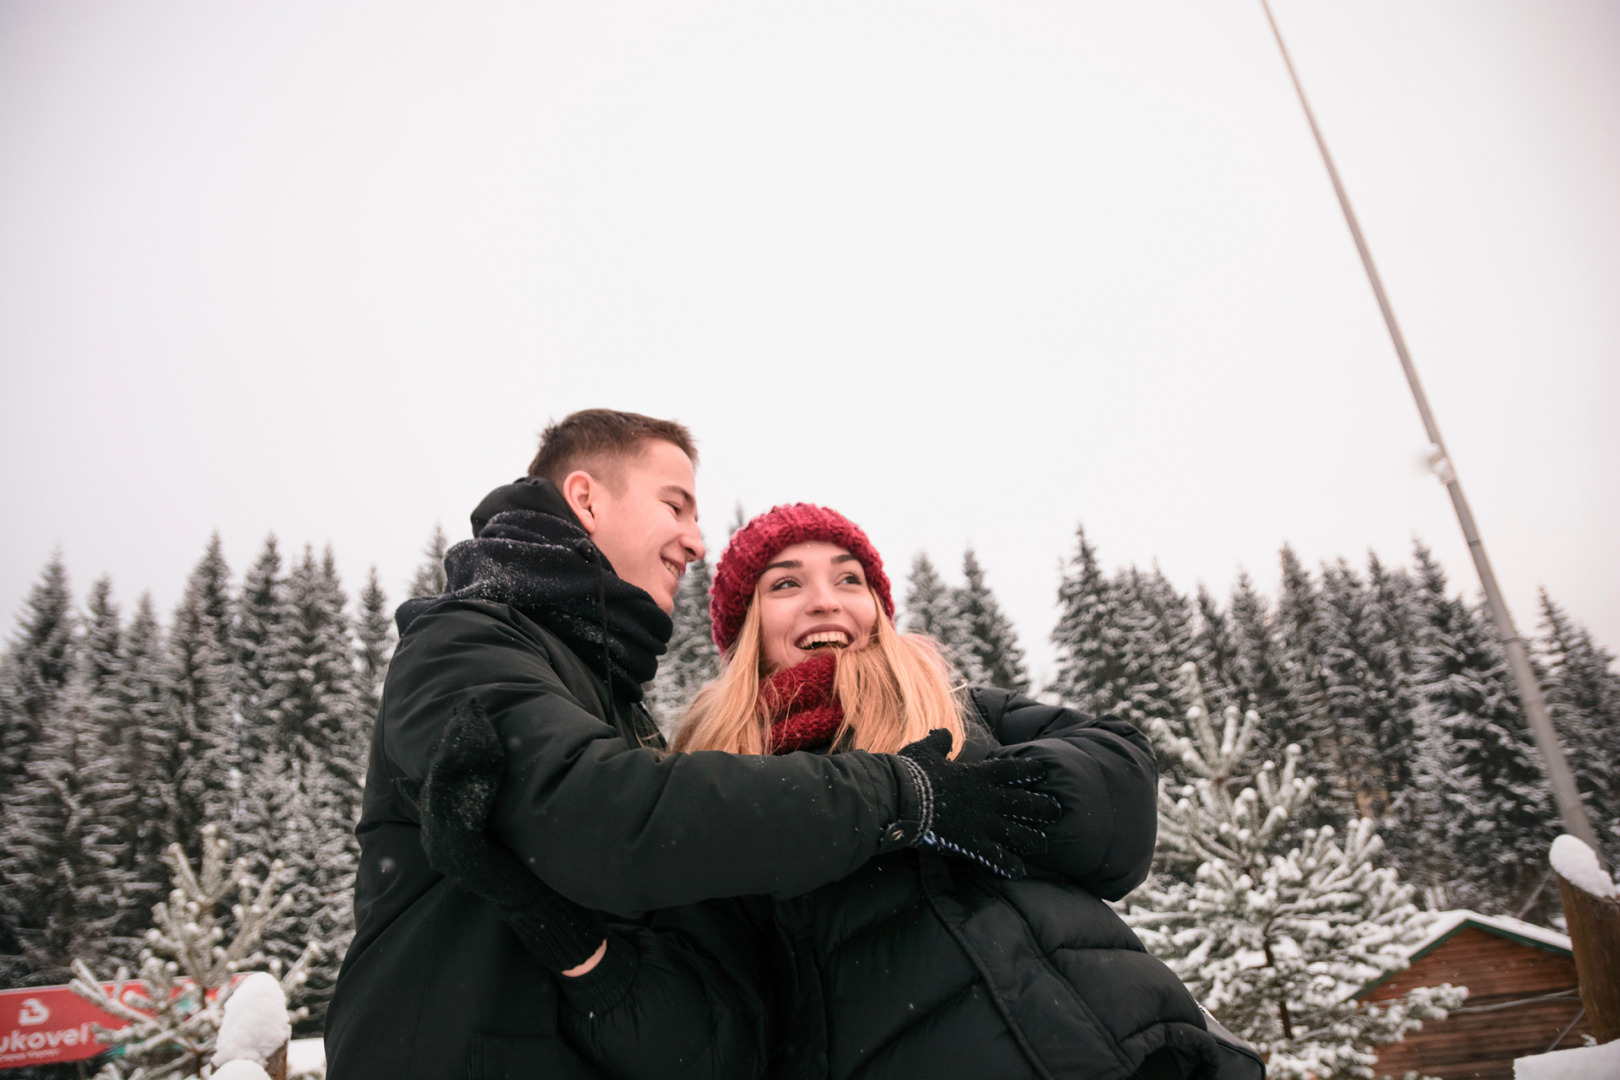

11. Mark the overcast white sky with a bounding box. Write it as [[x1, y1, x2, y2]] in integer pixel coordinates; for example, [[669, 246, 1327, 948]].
[[2, 1, 1616, 687]]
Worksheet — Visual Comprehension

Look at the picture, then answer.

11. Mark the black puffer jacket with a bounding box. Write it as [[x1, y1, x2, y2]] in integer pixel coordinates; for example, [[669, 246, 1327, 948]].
[[325, 482, 934, 1080], [565, 691, 1264, 1080]]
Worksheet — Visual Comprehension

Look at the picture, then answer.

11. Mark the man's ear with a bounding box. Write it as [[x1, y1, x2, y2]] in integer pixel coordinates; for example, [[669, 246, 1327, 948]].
[[561, 470, 600, 536]]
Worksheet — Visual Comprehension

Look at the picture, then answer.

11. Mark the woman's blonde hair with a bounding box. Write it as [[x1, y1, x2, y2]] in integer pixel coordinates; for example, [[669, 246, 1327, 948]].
[[672, 585, 968, 757]]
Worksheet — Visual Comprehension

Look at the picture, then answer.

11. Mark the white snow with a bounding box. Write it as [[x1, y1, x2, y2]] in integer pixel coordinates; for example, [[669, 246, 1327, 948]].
[[1514, 1039, 1620, 1079], [287, 1037, 327, 1079], [1549, 834, 1617, 900], [1403, 910, 1572, 960], [213, 972, 291, 1067], [213, 1063, 272, 1080]]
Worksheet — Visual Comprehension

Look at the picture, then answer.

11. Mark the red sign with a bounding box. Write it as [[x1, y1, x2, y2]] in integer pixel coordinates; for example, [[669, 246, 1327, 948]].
[[0, 983, 132, 1067]]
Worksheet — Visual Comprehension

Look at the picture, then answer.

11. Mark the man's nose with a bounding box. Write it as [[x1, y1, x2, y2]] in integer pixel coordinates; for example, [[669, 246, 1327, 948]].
[[683, 524, 706, 563]]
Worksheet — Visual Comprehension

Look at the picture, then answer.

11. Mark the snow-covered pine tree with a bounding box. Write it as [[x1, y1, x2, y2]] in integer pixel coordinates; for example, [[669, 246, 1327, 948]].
[[1361, 553, 1420, 767], [81, 578, 150, 959], [1274, 546, 1332, 759], [644, 556, 719, 739], [69, 822, 314, 1080], [1189, 584, 1241, 717], [1271, 546, 1365, 834], [0, 658, 132, 980], [247, 546, 366, 1031], [1125, 664, 1465, 1079], [259, 546, 368, 768], [1316, 559, 1395, 823], [1111, 563, 1197, 733], [901, 552, 980, 682], [1401, 541, 1463, 906], [168, 540, 241, 860], [1536, 589, 1620, 864], [0, 555, 79, 984], [408, 524, 449, 598], [1225, 570, 1289, 733], [953, 548, 1030, 694], [1415, 574, 1557, 919], [1047, 526, 1128, 717], [903, 552, 955, 640], [120, 593, 183, 944], [237, 747, 348, 1035], [83, 577, 125, 696], [235, 535, 284, 781], [1359, 552, 1427, 886], [356, 565, 394, 714], [0, 554, 77, 800]]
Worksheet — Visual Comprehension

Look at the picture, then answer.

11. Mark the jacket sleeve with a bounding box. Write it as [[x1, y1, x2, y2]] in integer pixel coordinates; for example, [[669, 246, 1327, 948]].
[[970, 688, 1157, 900], [557, 899, 772, 1080], [381, 601, 918, 916]]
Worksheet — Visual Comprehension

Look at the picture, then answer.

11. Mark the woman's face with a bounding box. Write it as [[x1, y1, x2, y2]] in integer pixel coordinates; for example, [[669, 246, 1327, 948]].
[[755, 541, 880, 673]]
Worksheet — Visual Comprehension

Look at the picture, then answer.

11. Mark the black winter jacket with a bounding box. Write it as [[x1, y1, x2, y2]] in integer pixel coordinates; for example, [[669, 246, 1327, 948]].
[[565, 690, 1264, 1080], [325, 579, 933, 1076]]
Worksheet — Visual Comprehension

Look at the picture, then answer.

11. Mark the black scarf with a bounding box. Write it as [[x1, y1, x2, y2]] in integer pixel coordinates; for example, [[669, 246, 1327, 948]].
[[396, 478, 672, 707]]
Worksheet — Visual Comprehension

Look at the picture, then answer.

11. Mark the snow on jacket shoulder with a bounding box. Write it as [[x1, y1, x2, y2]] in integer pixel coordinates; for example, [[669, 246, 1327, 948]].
[[325, 599, 923, 1080]]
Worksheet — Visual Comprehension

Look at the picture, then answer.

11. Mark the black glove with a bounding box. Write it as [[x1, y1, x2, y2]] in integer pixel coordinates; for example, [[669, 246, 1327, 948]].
[[399, 699, 606, 973], [892, 729, 1061, 879]]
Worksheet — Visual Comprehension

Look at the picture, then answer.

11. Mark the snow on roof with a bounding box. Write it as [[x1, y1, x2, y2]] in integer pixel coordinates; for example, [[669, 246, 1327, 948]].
[[1358, 909, 1572, 999], [1406, 909, 1572, 962], [1514, 1037, 1620, 1080], [1549, 834, 1617, 899]]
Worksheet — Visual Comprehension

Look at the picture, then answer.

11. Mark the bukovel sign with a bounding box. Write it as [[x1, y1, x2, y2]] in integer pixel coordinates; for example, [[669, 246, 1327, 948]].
[[0, 983, 129, 1068]]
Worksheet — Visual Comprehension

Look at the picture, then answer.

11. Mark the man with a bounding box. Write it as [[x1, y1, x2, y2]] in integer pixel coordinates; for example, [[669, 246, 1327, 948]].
[[325, 409, 1052, 1078]]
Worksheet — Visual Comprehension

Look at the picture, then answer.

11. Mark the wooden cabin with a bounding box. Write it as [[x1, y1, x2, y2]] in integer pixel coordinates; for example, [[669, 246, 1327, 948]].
[[1359, 910, 1590, 1080]]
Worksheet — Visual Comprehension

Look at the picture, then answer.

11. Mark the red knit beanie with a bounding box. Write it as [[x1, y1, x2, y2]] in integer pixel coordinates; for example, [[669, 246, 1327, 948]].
[[710, 504, 895, 653]]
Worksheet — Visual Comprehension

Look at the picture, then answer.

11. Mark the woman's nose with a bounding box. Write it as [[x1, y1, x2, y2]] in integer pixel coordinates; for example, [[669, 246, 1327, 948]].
[[805, 580, 840, 612]]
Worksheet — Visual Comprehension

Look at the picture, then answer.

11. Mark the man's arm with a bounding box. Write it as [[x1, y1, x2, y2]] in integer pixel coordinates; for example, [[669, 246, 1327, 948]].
[[385, 600, 912, 915]]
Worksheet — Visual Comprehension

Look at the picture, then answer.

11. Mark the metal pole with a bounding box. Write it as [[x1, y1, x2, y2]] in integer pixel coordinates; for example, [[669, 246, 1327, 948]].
[[1257, 0, 1600, 855]]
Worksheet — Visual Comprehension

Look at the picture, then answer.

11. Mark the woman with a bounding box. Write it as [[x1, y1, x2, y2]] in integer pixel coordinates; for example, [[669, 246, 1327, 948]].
[[423, 504, 1261, 1080]]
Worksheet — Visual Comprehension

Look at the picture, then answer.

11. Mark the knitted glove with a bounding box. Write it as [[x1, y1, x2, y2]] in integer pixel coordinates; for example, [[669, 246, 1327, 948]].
[[399, 699, 606, 973], [892, 729, 1061, 879]]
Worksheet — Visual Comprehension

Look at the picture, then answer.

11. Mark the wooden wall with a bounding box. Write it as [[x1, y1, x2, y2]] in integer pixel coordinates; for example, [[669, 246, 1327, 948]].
[[1363, 926, 1589, 1080]]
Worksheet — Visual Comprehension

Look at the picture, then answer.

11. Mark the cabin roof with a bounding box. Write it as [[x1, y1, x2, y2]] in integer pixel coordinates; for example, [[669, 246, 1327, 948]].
[[1357, 909, 1571, 999], [1408, 909, 1571, 961]]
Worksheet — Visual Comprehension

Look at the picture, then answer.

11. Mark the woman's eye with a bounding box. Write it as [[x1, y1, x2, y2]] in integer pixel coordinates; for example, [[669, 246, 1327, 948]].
[[840, 573, 863, 586], [769, 578, 799, 592]]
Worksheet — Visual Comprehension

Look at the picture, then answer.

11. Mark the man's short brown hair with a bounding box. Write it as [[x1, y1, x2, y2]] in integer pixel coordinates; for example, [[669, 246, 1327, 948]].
[[527, 409, 698, 488]]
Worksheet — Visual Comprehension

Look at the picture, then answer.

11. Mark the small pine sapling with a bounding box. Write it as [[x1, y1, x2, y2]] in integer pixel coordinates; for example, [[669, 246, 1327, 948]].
[[1125, 663, 1466, 1080], [69, 823, 315, 1080]]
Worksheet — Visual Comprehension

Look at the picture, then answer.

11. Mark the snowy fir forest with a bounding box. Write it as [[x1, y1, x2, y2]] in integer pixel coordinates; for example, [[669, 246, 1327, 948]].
[[2, 520, 1618, 1074]]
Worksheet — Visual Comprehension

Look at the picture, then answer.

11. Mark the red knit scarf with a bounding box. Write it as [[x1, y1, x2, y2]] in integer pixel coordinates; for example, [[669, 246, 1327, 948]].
[[762, 651, 845, 753]]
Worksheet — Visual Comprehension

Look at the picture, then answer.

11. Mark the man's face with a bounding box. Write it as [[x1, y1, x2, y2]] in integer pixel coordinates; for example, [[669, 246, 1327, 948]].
[[578, 439, 704, 613]]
